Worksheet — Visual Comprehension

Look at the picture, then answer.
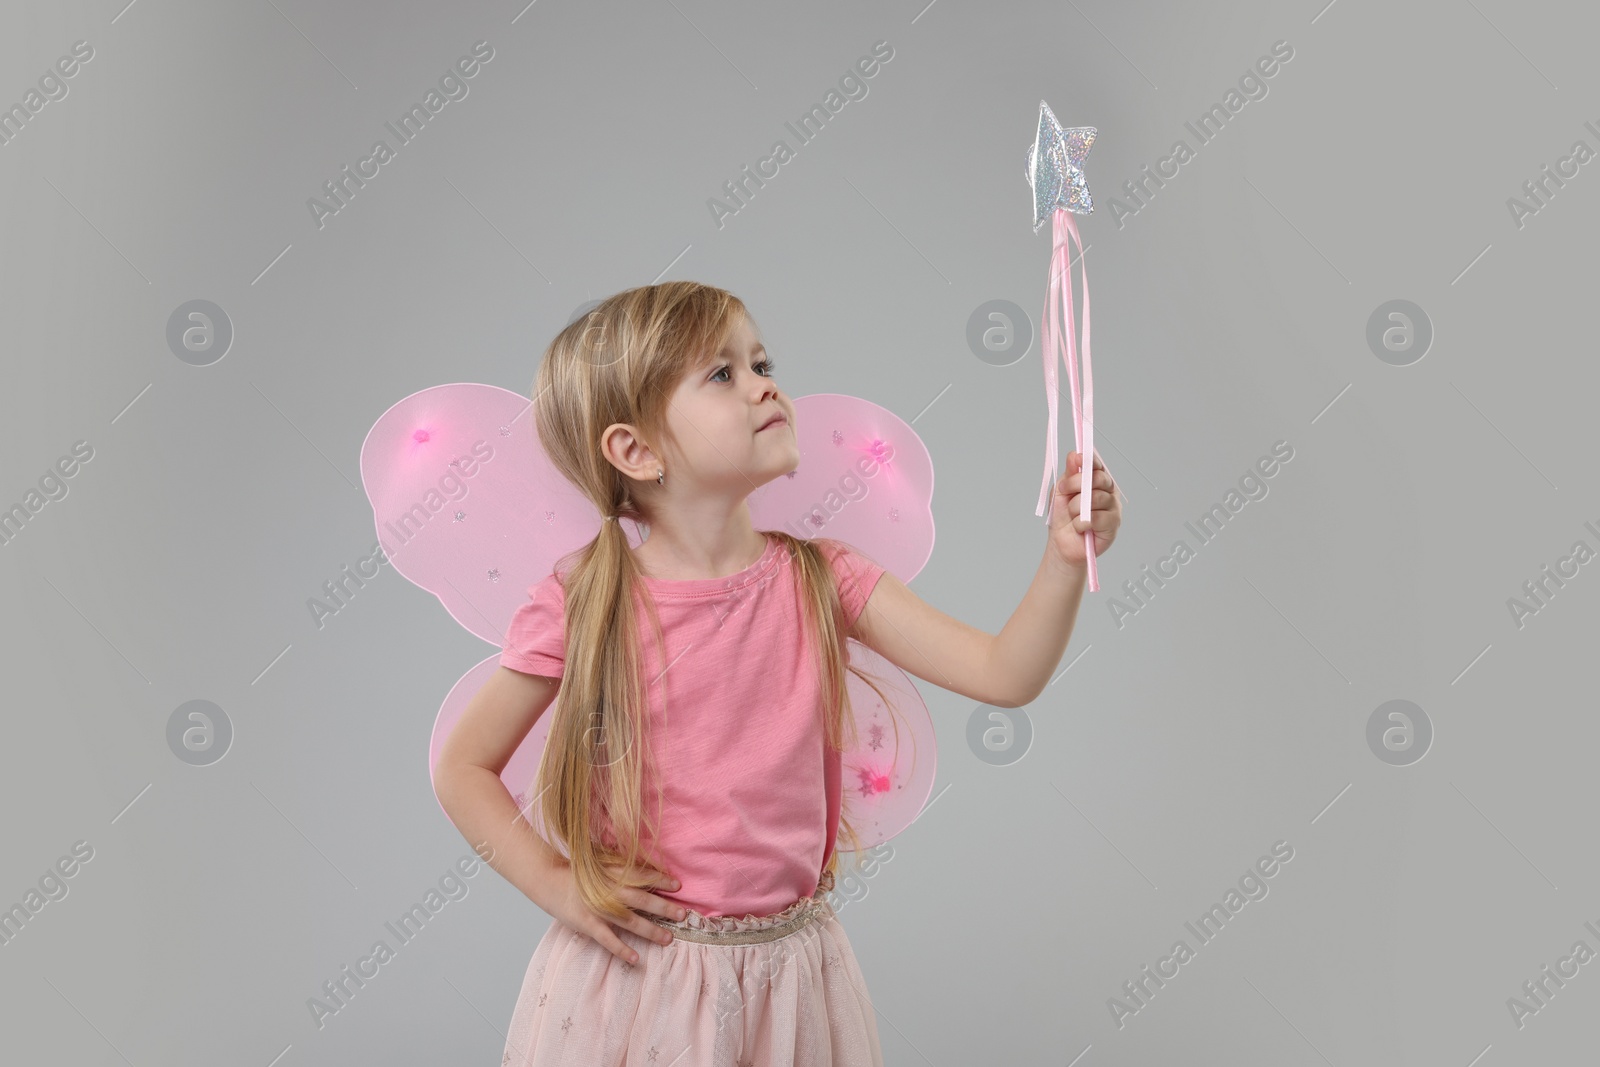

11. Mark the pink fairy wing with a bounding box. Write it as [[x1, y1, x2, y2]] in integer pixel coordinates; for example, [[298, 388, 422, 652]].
[[357, 383, 607, 648], [748, 393, 935, 583], [425, 653, 565, 846], [365, 384, 939, 850], [834, 639, 937, 850]]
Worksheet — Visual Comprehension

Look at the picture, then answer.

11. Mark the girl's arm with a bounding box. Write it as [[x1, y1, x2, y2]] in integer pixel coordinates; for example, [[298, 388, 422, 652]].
[[852, 546, 1086, 709], [433, 666, 568, 901]]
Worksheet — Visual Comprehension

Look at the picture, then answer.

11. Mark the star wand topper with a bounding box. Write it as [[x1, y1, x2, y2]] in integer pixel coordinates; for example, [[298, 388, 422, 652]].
[[1027, 99, 1100, 591]]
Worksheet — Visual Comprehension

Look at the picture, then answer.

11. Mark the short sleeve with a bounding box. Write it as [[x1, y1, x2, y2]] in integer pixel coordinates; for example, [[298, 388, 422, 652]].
[[500, 573, 566, 678], [818, 538, 887, 631]]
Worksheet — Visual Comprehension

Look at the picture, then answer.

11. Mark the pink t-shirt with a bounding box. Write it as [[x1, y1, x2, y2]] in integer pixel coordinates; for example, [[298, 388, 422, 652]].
[[499, 533, 887, 918]]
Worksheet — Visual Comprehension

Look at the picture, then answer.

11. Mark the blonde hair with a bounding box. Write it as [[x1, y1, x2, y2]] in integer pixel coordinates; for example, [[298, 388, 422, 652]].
[[526, 280, 906, 923]]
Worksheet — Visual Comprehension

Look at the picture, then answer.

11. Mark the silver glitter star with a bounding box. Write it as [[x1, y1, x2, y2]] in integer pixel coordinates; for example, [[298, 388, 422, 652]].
[[1026, 100, 1096, 232]]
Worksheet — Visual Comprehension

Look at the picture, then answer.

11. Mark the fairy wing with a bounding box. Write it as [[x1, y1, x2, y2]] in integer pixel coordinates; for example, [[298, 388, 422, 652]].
[[744, 391, 935, 582], [357, 382, 601, 649], [361, 383, 938, 849]]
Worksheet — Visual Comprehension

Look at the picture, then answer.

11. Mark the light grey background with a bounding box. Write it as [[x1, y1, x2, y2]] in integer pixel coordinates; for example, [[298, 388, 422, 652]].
[[3, 0, 1597, 1064]]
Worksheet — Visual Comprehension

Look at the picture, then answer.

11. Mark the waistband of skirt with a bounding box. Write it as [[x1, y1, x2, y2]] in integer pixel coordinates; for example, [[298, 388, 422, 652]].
[[645, 890, 833, 945]]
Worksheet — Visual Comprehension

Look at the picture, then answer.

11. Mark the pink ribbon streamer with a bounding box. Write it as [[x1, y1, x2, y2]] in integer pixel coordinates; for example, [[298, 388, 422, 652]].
[[1034, 207, 1098, 592]]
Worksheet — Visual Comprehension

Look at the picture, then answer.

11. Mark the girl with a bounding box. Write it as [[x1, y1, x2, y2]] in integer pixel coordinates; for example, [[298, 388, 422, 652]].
[[434, 281, 1121, 1066]]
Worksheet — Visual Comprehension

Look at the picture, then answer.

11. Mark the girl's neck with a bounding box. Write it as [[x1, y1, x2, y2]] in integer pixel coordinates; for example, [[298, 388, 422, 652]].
[[632, 530, 770, 581]]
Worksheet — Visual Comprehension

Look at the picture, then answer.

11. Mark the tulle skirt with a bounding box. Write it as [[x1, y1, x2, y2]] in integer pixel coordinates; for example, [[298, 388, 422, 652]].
[[501, 889, 883, 1066]]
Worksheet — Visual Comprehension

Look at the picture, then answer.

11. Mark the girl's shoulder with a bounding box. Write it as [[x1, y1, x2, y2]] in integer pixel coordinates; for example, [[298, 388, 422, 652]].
[[804, 536, 888, 627]]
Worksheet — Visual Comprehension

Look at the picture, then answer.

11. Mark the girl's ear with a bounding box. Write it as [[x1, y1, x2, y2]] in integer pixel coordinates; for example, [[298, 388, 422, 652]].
[[600, 423, 655, 479]]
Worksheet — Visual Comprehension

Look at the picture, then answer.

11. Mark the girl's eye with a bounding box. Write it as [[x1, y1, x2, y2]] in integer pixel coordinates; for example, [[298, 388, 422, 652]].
[[711, 359, 776, 382]]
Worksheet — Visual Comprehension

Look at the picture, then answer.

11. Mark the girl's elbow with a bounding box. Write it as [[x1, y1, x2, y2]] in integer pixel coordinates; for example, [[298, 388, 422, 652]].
[[985, 684, 1034, 710]]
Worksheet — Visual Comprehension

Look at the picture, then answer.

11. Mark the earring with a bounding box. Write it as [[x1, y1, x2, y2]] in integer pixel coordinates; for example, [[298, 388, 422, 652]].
[[657, 468, 664, 486]]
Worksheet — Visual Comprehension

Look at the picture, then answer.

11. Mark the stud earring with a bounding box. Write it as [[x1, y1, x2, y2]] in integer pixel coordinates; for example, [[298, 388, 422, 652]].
[[657, 468, 664, 486]]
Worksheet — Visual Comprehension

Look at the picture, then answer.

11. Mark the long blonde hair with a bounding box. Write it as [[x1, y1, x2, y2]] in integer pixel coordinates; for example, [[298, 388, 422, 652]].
[[526, 281, 905, 923]]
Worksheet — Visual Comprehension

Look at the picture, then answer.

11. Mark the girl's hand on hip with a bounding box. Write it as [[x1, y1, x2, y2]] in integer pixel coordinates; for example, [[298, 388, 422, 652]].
[[1048, 450, 1122, 570], [535, 858, 689, 965]]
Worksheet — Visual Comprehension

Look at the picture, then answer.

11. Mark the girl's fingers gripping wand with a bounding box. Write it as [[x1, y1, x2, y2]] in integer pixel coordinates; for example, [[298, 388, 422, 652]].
[[1026, 100, 1100, 592]]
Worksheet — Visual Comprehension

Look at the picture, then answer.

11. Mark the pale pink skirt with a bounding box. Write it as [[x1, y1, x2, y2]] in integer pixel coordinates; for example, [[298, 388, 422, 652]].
[[502, 891, 883, 1066]]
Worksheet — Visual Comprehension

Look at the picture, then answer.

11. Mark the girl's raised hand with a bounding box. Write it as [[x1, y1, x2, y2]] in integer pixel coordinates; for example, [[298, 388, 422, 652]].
[[534, 857, 689, 965], [1048, 449, 1122, 570]]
